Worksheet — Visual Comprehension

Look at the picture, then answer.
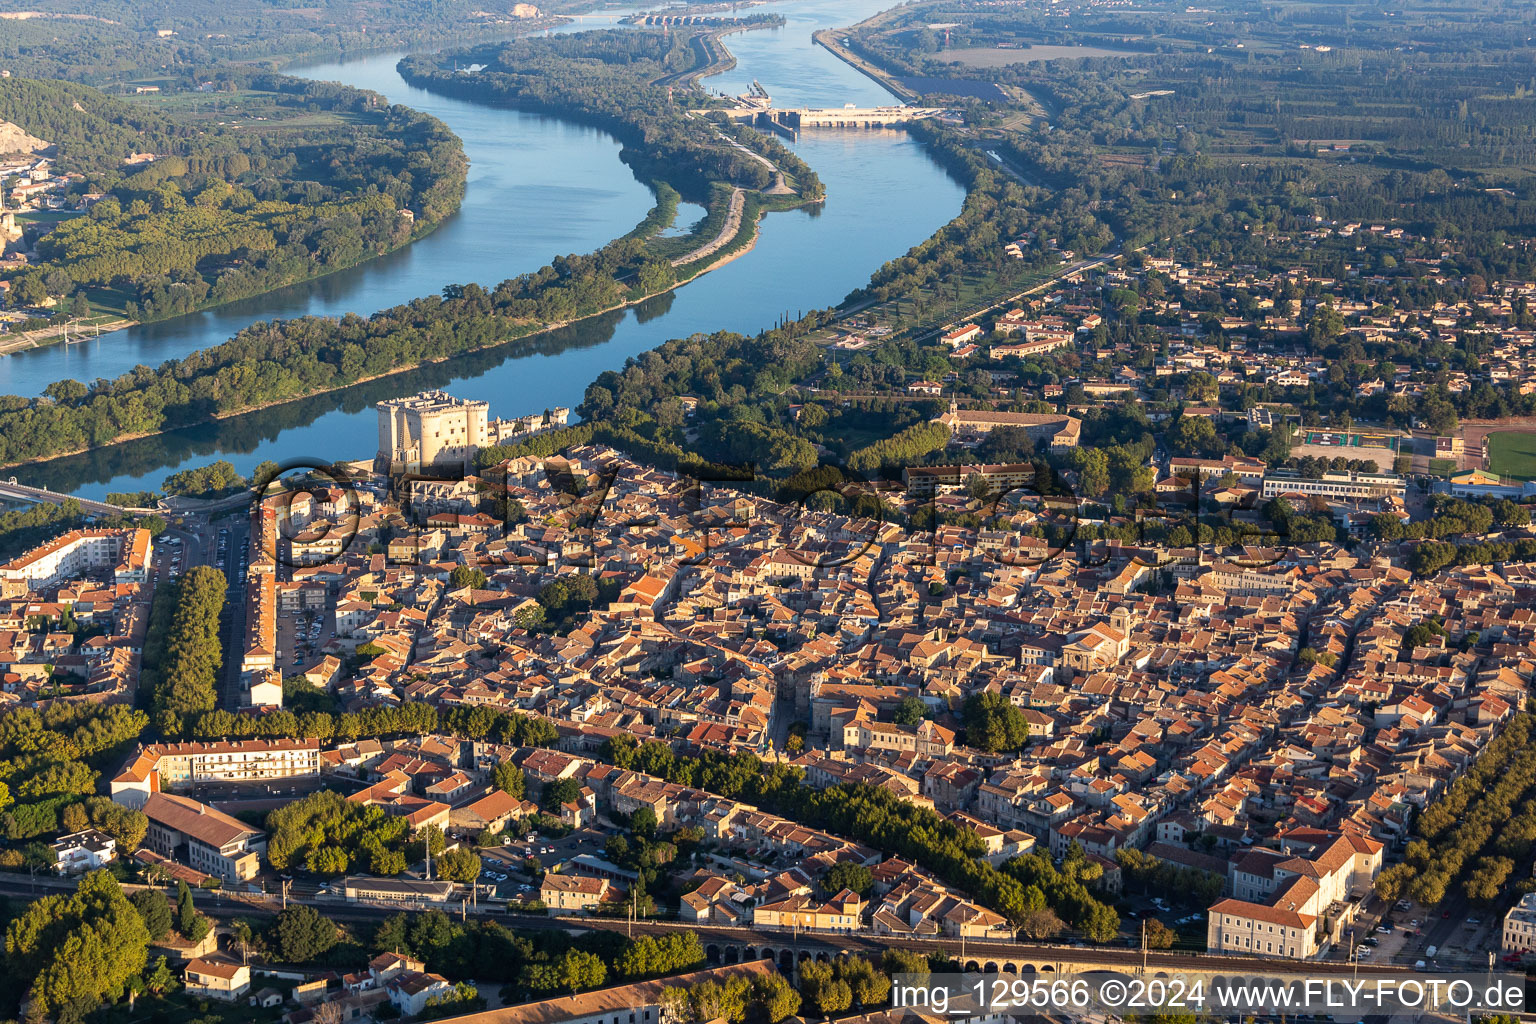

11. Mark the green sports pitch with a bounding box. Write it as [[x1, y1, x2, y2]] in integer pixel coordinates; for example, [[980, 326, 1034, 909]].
[[1298, 430, 1400, 451], [1487, 430, 1536, 481]]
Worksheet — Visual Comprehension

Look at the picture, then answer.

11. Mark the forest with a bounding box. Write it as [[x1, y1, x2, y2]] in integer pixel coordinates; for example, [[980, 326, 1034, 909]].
[[0, 0, 570, 83], [0, 74, 466, 319], [0, 702, 149, 841], [398, 31, 822, 203]]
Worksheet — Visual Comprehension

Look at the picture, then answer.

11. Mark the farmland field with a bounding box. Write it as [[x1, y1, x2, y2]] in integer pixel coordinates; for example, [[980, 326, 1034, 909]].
[[941, 44, 1139, 67]]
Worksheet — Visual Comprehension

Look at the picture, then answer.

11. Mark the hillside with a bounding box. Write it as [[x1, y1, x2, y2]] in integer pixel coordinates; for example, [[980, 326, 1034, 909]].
[[0, 77, 187, 171], [0, 119, 50, 156]]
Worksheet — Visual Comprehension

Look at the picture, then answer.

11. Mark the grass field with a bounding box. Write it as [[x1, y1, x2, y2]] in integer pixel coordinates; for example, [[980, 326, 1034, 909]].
[[941, 44, 1138, 67], [15, 210, 80, 226], [1428, 458, 1458, 478], [1487, 430, 1536, 480]]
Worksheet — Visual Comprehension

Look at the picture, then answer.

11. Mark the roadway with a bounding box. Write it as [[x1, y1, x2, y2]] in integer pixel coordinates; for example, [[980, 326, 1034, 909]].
[[217, 518, 252, 710], [0, 479, 149, 517], [670, 188, 749, 267]]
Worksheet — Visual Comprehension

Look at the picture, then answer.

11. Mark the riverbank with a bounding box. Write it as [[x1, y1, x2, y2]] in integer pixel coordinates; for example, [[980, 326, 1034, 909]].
[[0, 317, 137, 355], [7, 0, 969, 497], [811, 28, 920, 103], [0, 175, 777, 474]]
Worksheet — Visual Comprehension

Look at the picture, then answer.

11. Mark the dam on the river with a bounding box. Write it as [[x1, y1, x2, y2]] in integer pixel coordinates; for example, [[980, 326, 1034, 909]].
[[707, 87, 945, 140]]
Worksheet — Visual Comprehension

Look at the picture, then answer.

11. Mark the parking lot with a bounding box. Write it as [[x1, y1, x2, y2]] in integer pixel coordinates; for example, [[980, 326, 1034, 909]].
[[1330, 895, 1509, 971], [277, 603, 334, 670], [472, 826, 611, 900], [1121, 893, 1208, 949]]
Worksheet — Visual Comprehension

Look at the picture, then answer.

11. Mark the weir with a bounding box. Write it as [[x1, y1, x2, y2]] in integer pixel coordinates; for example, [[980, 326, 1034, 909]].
[[710, 99, 945, 135]]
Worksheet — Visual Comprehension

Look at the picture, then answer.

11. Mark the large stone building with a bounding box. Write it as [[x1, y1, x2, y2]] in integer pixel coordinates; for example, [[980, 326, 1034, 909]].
[[141, 792, 266, 882], [1206, 828, 1383, 959], [377, 390, 571, 474], [110, 738, 322, 807], [1260, 469, 1406, 502], [902, 462, 1038, 498], [377, 390, 492, 474], [933, 401, 1081, 450]]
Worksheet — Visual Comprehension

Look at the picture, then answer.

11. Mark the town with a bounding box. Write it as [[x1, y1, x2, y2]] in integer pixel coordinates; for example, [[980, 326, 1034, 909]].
[[1, 0, 1535, 1021], [0, 222, 1533, 1024], [1, 372, 1531, 978]]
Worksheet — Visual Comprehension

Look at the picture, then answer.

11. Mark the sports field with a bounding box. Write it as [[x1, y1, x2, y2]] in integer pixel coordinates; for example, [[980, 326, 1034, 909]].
[[1300, 430, 1398, 451], [1487, 430, 1536, 480]]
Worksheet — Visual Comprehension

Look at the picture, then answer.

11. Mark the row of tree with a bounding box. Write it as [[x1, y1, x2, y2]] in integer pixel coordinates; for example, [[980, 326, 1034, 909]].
[[1375, 714, 1536, 906], [144, 566, 227, 724], [178, 701, 560, 747]]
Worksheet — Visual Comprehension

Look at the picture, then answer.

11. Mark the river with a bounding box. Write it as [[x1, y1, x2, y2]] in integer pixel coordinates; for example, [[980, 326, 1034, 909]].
[[14, 0, 965, 498]]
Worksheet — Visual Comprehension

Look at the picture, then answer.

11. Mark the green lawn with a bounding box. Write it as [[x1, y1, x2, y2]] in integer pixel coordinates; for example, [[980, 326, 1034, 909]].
[[15, 210, 80, 226], [1428, 458, 1458, 478], [1487, 430, 1536, 480]]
